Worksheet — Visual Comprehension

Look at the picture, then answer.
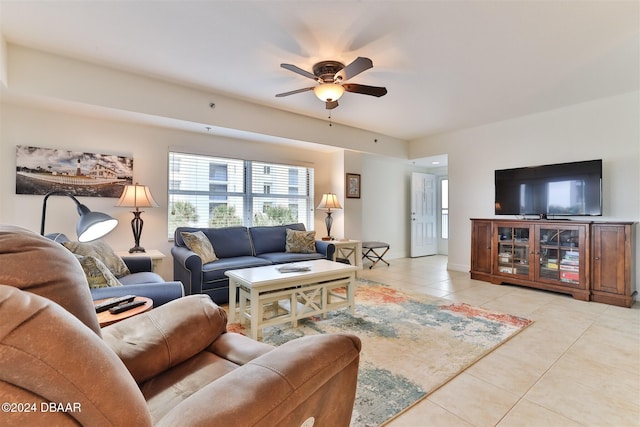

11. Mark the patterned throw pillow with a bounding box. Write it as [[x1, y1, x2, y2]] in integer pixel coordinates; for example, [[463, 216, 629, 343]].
[[76, 255, 123, 289], [181, 231, 218, 263], [285, 229, 316, 254], [63, 240, 130, 278]]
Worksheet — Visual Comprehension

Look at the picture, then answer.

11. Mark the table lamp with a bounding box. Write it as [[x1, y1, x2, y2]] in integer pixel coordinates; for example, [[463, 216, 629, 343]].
[[40, 191, 118, 242], [116, 183, 159, 253], [316, 193, 342, 240]]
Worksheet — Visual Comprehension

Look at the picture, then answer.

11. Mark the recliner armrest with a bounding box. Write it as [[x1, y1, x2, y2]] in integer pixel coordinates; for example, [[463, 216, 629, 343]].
[[156, 334, 361, 427], [208, 332, 274, 365], [102, 295, 227, 384]]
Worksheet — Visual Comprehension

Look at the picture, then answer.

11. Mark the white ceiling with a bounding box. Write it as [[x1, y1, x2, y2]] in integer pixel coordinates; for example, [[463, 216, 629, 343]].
[[0, 1, 638, 142]]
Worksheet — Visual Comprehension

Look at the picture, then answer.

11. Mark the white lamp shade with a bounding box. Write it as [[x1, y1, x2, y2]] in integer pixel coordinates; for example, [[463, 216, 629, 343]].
[[313, 83, 345, 102], [116, 184, 159, 209], [317, 193, 342, 211]]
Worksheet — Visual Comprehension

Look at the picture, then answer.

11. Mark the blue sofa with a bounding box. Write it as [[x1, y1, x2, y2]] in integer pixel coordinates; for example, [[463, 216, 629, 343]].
[[172, 223, 336, 304], [46, 233, 184, 306]]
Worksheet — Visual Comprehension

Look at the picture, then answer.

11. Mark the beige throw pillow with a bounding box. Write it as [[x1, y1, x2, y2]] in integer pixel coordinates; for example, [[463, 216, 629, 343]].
[[76, 255, 123, 289], [63, 240, 130, 278], [285, 229, 316, 254], [181, 231, 218, 263]]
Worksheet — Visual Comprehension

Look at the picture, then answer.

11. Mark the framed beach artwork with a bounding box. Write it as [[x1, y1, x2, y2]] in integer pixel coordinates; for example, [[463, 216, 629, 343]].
[[15, 145, 134, 197], [346, 173, 361, 199]]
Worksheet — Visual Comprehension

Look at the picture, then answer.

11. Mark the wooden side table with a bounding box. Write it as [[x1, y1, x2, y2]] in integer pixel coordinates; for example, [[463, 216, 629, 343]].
[[95, 296, 153, 327], [116, 249, 165, 273], [331, 240, 362, 277]]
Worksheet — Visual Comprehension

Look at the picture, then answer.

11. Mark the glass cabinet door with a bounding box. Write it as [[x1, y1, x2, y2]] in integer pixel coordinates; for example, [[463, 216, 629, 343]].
[[497, 226, 530, 277], [538, 228, 581, 284]]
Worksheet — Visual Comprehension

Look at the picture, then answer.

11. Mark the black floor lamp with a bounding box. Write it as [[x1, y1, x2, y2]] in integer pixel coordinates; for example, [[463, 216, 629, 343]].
[[40, 191, 118, 242], [116, 183, 159, 253], [316, 193, 342, 241]]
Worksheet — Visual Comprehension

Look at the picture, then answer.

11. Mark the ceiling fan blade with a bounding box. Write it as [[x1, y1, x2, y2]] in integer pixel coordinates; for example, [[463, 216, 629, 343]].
[[325, 100, 339, 110], [280, 63, 317, 80], [335, 57, 373, 81], [342, 83, 387, 97], [275, 87, 315, 97]]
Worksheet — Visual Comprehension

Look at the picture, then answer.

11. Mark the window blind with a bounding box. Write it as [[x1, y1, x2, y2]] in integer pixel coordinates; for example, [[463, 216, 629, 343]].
[[168, 152, 314, 238]]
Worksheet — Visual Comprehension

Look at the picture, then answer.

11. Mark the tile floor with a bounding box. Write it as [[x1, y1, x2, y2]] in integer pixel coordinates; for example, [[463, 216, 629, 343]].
[[357, 255, 640, 427]]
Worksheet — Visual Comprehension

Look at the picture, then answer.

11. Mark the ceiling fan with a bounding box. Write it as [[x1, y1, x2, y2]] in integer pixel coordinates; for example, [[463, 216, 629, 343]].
[[276, 56, 387, 110]]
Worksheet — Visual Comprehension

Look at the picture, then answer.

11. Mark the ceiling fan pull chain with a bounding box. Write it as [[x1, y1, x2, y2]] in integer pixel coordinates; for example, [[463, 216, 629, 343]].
[[328, 110, 333, 127]]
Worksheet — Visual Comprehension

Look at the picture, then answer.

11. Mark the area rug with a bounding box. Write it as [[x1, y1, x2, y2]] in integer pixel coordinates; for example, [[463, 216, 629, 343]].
[[228, 281, 533, 427]]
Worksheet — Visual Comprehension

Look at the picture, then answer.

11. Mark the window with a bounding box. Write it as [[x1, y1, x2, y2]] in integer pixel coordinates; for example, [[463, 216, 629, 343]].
[[168, 152, 314, 237], [441, 179, 449, 239], [251, 161, 313, 227]]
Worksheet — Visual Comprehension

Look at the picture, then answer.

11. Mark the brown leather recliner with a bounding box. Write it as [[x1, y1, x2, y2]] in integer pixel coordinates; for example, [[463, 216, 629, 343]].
[[0, 225, 361, 426]]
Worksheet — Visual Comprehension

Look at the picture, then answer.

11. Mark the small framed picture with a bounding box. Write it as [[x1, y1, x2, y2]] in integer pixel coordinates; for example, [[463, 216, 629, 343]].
[[346, 173, 361, 199]]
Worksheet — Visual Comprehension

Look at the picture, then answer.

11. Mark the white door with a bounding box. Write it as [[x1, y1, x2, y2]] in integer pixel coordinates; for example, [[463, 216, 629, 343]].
[[411, 172, 437, 257]]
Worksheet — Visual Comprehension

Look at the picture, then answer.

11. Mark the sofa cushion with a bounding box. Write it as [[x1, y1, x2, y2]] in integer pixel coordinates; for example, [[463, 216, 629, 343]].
[[250, 223, 306, 255], [77, 255, 123, 288], [285, 229, 317, 254], [201, 256, 272, 285], [257, 252, 324, 264], [175, 227, 253, 258], [63, 240, 131, 278], [181, 231, 218, 263]]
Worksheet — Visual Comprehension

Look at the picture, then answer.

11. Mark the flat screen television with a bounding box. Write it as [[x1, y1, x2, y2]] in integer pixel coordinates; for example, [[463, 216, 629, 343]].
[[495, 159, 602, 218]]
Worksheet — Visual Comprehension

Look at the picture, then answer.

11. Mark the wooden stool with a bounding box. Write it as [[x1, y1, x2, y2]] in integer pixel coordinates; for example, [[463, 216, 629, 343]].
[[361, 241, 390, 269]]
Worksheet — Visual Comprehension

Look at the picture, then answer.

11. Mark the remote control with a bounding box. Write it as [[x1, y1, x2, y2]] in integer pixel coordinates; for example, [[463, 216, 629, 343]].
[[94, 295, 136, 313], [108, 300, 147, 314]]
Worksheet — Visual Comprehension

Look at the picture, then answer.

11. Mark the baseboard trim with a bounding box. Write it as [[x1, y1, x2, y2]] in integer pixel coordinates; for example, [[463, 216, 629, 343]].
[[447, 262, 469, 273]]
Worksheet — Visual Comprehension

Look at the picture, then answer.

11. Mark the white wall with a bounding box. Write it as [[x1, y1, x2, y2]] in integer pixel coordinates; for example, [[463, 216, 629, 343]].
[[0, 101, 431, 278], [7, 45, 408, 158], [0, 102, 336, 279], [347, 153, 432, 259], [410, 92, 640, 288]]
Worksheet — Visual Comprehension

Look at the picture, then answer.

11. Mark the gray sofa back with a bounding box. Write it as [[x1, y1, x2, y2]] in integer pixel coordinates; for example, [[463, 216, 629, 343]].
[[175, 223, 309, 258], [249, 223, 306, 255], [174, 226, 253, 258]]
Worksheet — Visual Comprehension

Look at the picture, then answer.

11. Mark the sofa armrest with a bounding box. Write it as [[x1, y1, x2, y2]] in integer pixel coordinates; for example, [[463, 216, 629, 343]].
[[171, 245, 202, 295], [315, 240, 335, 260], [102, 295, 227, 384], [91, 281, 184, 307], [156, 334, 361, 427], [121, 255, 153, 273]]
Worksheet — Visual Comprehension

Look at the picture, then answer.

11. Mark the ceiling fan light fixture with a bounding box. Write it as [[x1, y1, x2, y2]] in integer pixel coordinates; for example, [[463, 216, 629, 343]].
[[313, 83, 345, 102]]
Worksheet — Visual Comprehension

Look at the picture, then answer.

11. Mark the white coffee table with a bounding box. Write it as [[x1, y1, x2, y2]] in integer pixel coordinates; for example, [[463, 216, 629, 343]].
[[225, 259, 359, 340]]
